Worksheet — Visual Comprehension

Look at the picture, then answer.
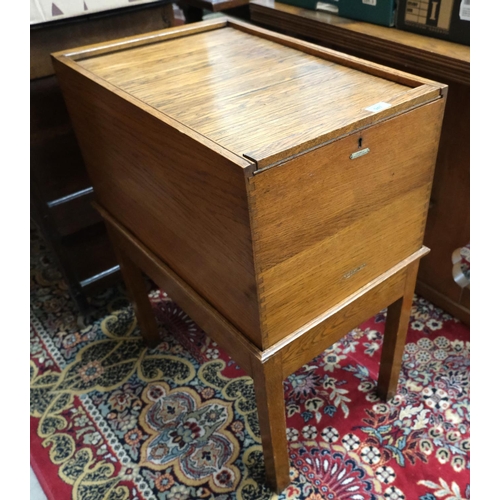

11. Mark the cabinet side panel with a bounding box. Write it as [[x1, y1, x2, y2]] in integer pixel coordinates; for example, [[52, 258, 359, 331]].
[[54, 62, 262, 347], [249, 100, 445, 347]]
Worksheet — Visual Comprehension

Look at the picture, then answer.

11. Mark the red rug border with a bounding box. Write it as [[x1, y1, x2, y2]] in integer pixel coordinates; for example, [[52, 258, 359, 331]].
[[31, 416, 73, 500]]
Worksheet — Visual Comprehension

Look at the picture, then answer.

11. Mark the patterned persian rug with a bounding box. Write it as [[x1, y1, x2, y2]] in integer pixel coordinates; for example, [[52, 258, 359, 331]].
[[30, 223, 470, 500]]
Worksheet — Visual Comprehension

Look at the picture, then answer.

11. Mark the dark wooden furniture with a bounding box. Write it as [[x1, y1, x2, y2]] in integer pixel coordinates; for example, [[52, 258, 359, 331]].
[[178, 0, 250, 22], [53, 18, 446, 491], [30, 1, 176, 312], [249, 0, 470, 324]]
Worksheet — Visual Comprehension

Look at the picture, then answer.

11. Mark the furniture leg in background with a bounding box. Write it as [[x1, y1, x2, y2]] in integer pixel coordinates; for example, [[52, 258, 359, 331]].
[[105, 221, 161, 348]]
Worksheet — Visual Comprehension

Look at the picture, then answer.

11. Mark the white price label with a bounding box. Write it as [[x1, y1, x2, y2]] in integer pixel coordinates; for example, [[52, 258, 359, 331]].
[[364, 102, 392, 113]]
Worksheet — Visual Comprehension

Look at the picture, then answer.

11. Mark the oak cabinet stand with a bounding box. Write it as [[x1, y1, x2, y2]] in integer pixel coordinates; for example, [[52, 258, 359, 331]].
[[53, 18, 446, 491]]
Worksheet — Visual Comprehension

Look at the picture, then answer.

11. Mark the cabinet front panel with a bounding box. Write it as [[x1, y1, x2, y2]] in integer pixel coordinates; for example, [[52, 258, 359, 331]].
[[249, 99, 445, 346]]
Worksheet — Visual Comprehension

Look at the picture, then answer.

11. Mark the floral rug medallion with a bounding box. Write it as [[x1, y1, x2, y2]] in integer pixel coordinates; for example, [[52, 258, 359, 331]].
[[30, 223, 470, 500]]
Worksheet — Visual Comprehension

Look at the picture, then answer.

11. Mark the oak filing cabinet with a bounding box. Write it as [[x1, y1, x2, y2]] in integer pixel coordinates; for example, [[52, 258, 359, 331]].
[[53, 18, 447, 491]]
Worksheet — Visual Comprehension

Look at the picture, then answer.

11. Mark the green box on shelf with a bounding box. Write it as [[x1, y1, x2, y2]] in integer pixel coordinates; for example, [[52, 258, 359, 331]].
[[337, 0, 396, 27], [277, 0, 397, 28]]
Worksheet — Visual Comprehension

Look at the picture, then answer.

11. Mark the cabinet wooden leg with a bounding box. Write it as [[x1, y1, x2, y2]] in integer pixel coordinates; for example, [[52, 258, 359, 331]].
[[377, 260, 420, 400], [251, 353, 290, 493], [106, 224, 161, 348]]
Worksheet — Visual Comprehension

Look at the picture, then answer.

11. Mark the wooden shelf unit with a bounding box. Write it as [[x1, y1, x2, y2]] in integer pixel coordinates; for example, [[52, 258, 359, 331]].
[[30, 1, 176, 312]]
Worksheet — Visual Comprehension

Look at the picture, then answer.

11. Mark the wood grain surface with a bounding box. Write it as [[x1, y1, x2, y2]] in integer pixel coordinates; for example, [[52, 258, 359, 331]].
[[106, 220, 162, 348], [31, 1, 176, 79], [276, 251, 423, 378], [98, 204, 262, 376], [377, 258, 420, 400], [53, 51, 262, 347], [78, 26, 411, 163], [63, 18, 444, 168], [251, 352, 290, 491], [249, 99, 445, 346]]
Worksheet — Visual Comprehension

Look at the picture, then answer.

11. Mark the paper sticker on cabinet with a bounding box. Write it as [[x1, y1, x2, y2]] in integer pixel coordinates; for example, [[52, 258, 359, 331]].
[[362, 0, 377, 5], [364, 102, 392, 113]]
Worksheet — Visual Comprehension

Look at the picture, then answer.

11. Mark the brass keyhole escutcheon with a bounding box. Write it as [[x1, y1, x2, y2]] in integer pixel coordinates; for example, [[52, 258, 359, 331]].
[[351, 136, 370, 160]]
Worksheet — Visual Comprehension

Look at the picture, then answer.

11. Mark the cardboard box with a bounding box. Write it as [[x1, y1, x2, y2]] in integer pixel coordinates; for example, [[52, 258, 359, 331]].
[[396, 0, 470, 45]]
